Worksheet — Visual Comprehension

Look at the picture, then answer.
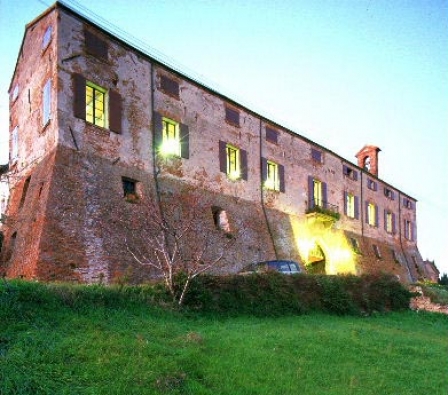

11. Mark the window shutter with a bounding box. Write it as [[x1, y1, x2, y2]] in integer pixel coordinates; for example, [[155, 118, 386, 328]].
[[322, 182, 328, 209], [308, 176, 314, 209], [180, 123, 189, 159], [365, 201, 369, 223], [219, 141, 227, 173], [354, 195, 360, 219], [160, 75, 180, 98], [85, 29, 108, 60], [343, 165, 348, 176], [392, 213, 396, 234], [266, 127, 278, 144], [375, 204, 379, 227], [240, 149, 248, 181], [404, 219, 408, 239], [411, 223, 415, 241], [343, 191, 348, 215], [353, 170, 358, 181], [109, 89, 122, 134], [73, 73, 86, 119], [153, 112, 163, 150], [225, 107, 240, 126], [384, 210, 387, 231], [278, 164, 285, 192], [391, 190, 395, 200], [261, 157, 267, 182], [311, 148, 322, 162]]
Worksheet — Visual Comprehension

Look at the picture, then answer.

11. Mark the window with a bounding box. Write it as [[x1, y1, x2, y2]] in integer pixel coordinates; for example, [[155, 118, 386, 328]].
[[86, 81, 106, 127], [160, 118, 181, 156], [43, 79, 52, 126], [225, 107, 240, 127], [122, 177, 139, 202], [265, 126, 279, 144], [19, 176, 31, 208], [12, 85, 19, 102], [404, 219, 414, 241], [366, 202, 378, 227], [367, 178, 377, 191], [384, 211, 395, 234], [391, 249, 401, 264], [262, 158, 285, 192], [350, 237, 361, 254], [403, 198, 413, 210], [384, 187, 395, 200], [42, 26, 52, 49], [160, 75, 180, 98], [343, 165, 358, 181], [373, 244, 382, 259], [311, 148, 323, 163], [11, 126, 18, 161], [363, 156, 371, 171], [212, 206, 230, 232], [308, 177, 327, 209], [344, 192, 359, 219], [219, 141, 247, 180], [73, 74, 122, 133], [85, 29, 108, 60]]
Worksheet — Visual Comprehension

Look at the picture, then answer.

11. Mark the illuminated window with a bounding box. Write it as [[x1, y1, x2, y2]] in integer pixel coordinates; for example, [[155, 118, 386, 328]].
[[160, 117, 181, 156], [404, 219, 414, 241], [265, 161, 280, 191], [313, 179, 323, 207], [226, 144, 240, 180], [385, 211, 395, 233], [43, 79, 52, 126], [346, 193, 355, 218], [86, 81, 106, 127], [367, 202, 377, 227]]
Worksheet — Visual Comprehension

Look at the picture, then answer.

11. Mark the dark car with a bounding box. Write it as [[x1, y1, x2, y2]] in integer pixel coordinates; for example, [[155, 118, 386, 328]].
[[242, 260, 302, 275]]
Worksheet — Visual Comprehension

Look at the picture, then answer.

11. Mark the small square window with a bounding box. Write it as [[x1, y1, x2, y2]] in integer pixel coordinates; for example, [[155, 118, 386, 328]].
[[266, 126, 279, 144], [343, 165, 358, 181], [403, 198, 413, 210], [122, 177, 139, 202], [384, 187, 394, 200], [311, 148, 322, 163], [367, 179, 377, 191], [160, 75, 180, 98], [225, 107, 240, 127]]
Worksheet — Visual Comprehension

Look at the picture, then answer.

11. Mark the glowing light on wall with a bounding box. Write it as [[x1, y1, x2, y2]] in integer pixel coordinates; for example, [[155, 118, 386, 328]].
[[228, 170, 240, 180], [160, 139, 180, 157]]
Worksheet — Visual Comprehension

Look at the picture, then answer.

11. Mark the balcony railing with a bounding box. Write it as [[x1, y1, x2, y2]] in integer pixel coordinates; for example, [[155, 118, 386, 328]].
[[306, 199, 340, 221]]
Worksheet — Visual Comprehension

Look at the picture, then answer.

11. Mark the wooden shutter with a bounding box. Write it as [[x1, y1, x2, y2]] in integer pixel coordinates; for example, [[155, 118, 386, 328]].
[[322, 182, 328, 209], [109, 89, 122, 134], [354, 195, 360, 219], [225, 107, 240, 126], [278, 164, 285, 192], [240, 149, 248, 181], [219, 141, 227, 173], [384, 210, 388, 231], [375, 204, 379, 227], [392, 213, 396, 234], [343, 191, 348, 215], [160, 75, 180, 98], [265, 126, 278, 144], [180, 123, 189, 159], [261, 157, 267, 182], [308, 176, 314, 209], [153, 112, 163, 150], [365, 201, 369, 223], [311, 148, 322, 162], [353, 170, 358, 181], [85, 29, 108, 60], [73, 73, 86, 119]]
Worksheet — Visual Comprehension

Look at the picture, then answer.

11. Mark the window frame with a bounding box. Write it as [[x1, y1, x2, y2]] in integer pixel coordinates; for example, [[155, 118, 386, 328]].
[[42, 25, 52, 50], [226, 144, 240, 180], [367, 178, 377, 191], [43, 79, 52, 126], [265, 160, 280, 191], [366, 202, 378, 227], [346, 192, 355, 218], [85, 80, 107, 128], [225, 106, 240, 127], [160, 117, 181, 157]]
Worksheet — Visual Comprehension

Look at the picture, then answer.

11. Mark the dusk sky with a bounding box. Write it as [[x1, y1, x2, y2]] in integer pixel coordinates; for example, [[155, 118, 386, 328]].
[[1, 0, 447, 275]]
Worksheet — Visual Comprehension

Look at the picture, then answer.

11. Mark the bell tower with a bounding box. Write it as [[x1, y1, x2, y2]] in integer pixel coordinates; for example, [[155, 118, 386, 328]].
[[356, 145, 381, 176]]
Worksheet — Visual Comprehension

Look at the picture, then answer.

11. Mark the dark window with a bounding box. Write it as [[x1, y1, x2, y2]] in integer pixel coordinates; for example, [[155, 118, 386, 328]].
[[343, 165, 358, 181], [42, 26, 52, 50], [367, 178, 377, 191], [266, 126, 279, 144], [384, 187, 395, 200], [391, 249, 400, 264], [225, 107, 240, 127], [350, 237, 361, 254], [211, 206, 230, 232], [403, 198, 413, 210], [122, 177, 138, 201], [311, 148, 322, 163], [85, 29, 108, 60], [160, 75, 180, 98], [373, 244, 382, 259], [20, 176, 31, 208]]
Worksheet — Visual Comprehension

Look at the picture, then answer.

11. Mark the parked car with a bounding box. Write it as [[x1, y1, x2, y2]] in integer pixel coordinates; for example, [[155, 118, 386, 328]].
[[241, 260, 302, 275]]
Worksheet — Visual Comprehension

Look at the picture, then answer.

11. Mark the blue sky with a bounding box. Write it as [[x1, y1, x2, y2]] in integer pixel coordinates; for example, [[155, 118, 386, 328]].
[[1, 0, 447, 275]]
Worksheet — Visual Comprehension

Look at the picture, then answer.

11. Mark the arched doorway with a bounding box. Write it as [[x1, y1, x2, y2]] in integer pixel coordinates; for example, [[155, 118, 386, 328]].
[[305, 242, 326, 274]]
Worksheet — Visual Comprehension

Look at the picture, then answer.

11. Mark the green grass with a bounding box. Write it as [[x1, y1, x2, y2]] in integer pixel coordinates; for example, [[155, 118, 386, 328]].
[[421, 284, 448, 305], [1, 281, 447, 394]]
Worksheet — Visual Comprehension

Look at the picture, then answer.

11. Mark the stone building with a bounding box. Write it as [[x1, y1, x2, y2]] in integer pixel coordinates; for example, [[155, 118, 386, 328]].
[[0, 2, 428, 283]]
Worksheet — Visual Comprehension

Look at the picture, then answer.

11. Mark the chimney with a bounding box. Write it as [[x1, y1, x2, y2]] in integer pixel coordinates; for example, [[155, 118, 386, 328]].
[[356, 145, 381, 176]]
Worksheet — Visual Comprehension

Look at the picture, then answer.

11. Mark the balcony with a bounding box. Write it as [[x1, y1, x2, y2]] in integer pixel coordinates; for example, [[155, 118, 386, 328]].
[[306, 199, 340, 225]]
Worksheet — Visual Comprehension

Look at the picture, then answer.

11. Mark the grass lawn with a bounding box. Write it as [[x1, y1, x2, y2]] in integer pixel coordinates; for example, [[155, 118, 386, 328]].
[[1, 281, 447, 394]]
